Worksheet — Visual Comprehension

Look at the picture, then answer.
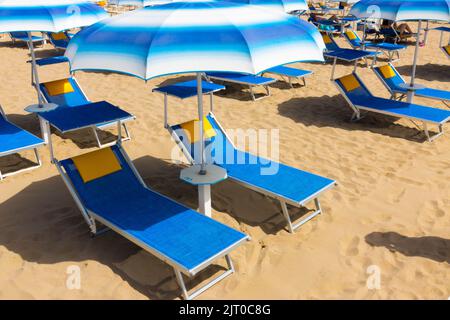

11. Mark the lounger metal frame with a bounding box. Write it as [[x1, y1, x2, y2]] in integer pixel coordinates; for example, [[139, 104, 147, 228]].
[[31, 58, 133, 148], [0, 106, 43, 180], [205, 74, 276, 101], [167, 112, 335, 233], [343, 31, 403, 63], [55, 143, 248, 300], [8, 32, 45, 47], [37, 76, 133, 148], [334, 73, 448, 142], [261, 69, 311, 88], [323, 32, 378, 80], [373, 63, 450, 108], [45, 32, 69, 51]]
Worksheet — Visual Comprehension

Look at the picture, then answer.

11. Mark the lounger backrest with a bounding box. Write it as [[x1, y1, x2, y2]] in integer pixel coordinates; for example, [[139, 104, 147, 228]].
[[322, 33, 340, 51], [40, 78, 90, 107], [60, 146, 143, 209], [344, 30, 361, 47], [444, 45, 450, 57], [9, 31, 28, 39], [335, 73, 371, 101], [373, 64, 404, 91], [170, 114, 235, 166]]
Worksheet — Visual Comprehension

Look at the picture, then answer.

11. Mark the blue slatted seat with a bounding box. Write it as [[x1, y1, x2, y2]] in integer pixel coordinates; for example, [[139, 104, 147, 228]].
[[205, 72, 276, 101], [334, 73, 450, 141], [169, 113, 336, 233], [373, 64, 450, 106], [57, 144, 248, 299], [0, 113, 43, 180]]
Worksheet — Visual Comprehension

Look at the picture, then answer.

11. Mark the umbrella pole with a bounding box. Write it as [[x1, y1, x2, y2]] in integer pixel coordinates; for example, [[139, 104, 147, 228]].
[[407, 20, 422, 103], [197, 72, 207, 175], [27, 32, 43, 106], [27, 32, 51, 146]]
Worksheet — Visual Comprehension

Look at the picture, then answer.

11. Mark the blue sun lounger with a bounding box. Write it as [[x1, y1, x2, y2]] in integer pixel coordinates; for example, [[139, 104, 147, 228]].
[[9, 31, 44, 46], [373, 64, 450, 107], [45, 31, 72, 50], [262, 66, 313, 88], [343, 30, 406, 62], [0, 107, 44, 180], [168, 113, 336, 233], [205, 72, 276, 101], [56, 144, 249, 300], [35, 56, 134, 147], [334, 73, 450, 141], [321, 33, 380, 79]]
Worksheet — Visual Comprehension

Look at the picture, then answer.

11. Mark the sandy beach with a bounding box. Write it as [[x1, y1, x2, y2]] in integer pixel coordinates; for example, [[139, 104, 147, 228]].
[[0, 19, 449, 299]]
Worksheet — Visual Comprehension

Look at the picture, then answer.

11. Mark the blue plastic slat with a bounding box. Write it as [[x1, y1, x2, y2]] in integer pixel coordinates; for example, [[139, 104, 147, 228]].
[[60, 146, 247, 271], [37, 101, 133, 133]]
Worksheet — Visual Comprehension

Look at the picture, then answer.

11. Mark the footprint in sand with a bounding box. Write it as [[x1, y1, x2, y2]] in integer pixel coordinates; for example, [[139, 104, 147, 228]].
[[340, 236, 361, 257]]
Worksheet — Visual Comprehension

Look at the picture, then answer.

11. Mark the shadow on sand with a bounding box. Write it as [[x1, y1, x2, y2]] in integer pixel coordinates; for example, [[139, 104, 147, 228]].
[[0, 151, 310, 298], [365, 232, 450, 263], [277, 95, 432, 143]]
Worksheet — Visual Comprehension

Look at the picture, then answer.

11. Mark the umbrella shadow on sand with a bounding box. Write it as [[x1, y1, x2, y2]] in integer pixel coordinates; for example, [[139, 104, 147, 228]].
[[0, 152, 299, 299], [365, 232, 450, 264], [277, 95, 433, 143]]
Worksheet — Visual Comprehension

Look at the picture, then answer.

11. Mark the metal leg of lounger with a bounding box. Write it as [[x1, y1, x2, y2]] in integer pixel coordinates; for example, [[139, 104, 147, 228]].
[[280, 199, 323, 234], [331, 57, 338, 80], [210, 93, 214, 113], [249, 86, 256, 101], [92, 127, 103, 148], [423, 122, 444, 142], [174, 254, 235, 300], [0, 147, 43, 181], [164, 93, 169, 128]]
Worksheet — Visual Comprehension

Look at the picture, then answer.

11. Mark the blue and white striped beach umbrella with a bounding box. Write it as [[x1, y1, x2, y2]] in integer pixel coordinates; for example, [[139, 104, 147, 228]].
[[0, 0, 108, 112], [66, 1, 325, 79], [222, 0, 308, 13], [108, 0, 176, 6], [0, 0, 108, 33], [350, 0, 450, 22], [350, 0, 450, 102], [65, 1, 325, 214]]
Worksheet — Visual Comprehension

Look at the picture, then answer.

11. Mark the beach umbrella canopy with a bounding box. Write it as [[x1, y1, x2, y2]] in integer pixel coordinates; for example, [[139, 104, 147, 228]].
[[109, 0, 185, 6], [0, 0, 108, 112], [222, 0, 308, 14], [66, 1, 325, 79], [0, 0, 108, 33], [350, 0, 450, 102], [65, 0, 325, 215]]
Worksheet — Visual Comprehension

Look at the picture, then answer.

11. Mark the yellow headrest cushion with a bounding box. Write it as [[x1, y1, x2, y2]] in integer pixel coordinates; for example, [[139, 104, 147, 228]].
[[339, 74, 360, 92], [72, 148, 122, 183], [379, 65, 396, 79], [180, 117, 216, 143], [346, 31, 357, 40], [97, 0, 107, 7], [444, 45, 450, 55], [51, 32, 68, 41], [322, 34, 332, 44], [43, 79, 74, 96]]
